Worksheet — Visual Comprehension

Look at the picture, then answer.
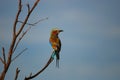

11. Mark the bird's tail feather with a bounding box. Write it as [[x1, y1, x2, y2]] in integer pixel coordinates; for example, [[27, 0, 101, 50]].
[[56, 59, 59, 68], [55, 50, 59, 68], [51, 51, 56, 59], [51, 50, 60, 68]]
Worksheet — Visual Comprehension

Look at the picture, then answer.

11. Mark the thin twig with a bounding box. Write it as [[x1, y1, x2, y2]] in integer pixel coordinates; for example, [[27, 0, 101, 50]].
[[14, 68, 20, 80], [12, 48, 28, 62], [2, 47, 6, 64], [0, 47, 6, 65], [18, 21, 35, 26], [13, 26, 31, 52], [27, 3, 30, 13], [31, 17, 48, 25], [18, 17, 48, 26], [13, 0, 22, 36]]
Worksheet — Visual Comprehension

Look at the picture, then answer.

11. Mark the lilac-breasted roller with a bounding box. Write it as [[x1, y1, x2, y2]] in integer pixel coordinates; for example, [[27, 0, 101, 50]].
[[49, 28, 63, 67]]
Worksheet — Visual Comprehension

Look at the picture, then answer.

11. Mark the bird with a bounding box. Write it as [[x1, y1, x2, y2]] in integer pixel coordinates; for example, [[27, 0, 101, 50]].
[[49, 28, 63, 68]]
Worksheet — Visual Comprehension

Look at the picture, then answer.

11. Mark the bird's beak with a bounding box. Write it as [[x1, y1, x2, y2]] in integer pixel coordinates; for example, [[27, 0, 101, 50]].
[[59, 30, 63, 32]]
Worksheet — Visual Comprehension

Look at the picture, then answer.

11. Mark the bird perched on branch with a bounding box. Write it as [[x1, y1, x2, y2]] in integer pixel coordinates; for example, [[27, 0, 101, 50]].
[[49, 28, 63, 68]]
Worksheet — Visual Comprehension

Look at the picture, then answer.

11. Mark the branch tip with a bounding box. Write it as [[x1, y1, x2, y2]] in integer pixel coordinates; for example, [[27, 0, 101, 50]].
[[14, 68, 20, 80]]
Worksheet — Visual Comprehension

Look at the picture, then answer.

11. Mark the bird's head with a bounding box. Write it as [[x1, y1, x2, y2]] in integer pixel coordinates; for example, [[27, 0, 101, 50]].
[[51, 28, 63, 36]]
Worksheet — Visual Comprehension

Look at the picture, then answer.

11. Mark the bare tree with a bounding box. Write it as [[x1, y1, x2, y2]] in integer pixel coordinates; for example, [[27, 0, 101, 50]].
[[0, 0, 54, 80]]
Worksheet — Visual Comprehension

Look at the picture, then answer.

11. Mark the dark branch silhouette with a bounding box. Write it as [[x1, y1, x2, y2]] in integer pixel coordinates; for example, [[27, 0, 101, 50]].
[[0, 47, 6, 65], [13, 0, 22, 36], [0, 0, 40, 80], [13, 26, 31, 53], [14, 68, 20, 80], [25, 52, 54, 80]]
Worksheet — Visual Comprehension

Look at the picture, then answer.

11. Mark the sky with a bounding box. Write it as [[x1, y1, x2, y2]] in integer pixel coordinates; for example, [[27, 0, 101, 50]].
[[0, 0, 120, 80]]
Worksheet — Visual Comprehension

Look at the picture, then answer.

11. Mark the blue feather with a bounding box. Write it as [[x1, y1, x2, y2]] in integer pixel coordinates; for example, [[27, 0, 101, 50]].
[[51, 50, 56, 59]]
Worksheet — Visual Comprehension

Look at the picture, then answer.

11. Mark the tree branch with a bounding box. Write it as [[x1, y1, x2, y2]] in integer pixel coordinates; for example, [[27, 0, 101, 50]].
[[29, 0, 40, 13], [12, 48, 27, 62], [25, 51, 54, 80], [13, 26, 31, 52], [26, 3, 30, 13], [13, 0, 22, 36], [18, 17, 48, 26], [2, 47, 6, 64], [0, 47, 6, 65], [14, 68, 20, 80], [16, 0, 40, 37], [33, 17, 48, 25], [0, 47, 6, 67], [0, 0, 40, 80]]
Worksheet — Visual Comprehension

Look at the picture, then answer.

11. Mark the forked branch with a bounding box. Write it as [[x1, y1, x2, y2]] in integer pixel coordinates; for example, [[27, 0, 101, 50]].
[[13, 26, 31, 52], [0, 0, 40, 80], [14, 68, 20, 80], [16, 0, 40, 37]]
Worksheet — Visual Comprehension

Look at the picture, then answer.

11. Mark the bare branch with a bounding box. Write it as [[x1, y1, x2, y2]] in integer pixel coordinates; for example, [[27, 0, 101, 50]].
[[13, 0, 22, 36], [18, 21, 35, 26], [0, 1, 23, 79], [2, 47, 6, 64], [0, 0, 40, 80], [13, 26, 31, 52], [0, 47, 6, 65], [29, 0, 40, 13], [25, 51, 54, 80], [18, 17, 48, 26], [12, 48, 27, 62], [31, 17, 48, 26], [26, 3, 30, 13], [16, 0, 40, 37], [14, 68, 20, 80]]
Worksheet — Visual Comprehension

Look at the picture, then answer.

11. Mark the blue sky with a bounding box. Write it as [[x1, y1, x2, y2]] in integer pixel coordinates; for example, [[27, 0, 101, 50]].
[[0, 0, 120, 80]]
